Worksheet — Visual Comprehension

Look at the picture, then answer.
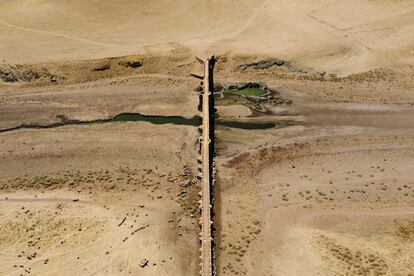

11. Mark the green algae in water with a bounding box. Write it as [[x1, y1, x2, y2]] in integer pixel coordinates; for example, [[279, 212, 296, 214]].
[[110, 113, 281, 130], [6, 113, 283, 132], [0, 110, 294, 134], [216, 120, 289, 130], [111, 113, 278, 130], [111, 113, 202, 126]]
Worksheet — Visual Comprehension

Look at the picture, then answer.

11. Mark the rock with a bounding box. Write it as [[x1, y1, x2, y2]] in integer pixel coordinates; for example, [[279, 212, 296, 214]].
[[180, 179, 191, 187], [93, 64, 110, 71], [20, 69, 41, 81], [179, 166, 190, 177], [0, 67, 17, 82], [218, 81, 292, 106], [139, 259, 149, 268], [236, 64, 248, 71], [126, 61, 143, 68], [222, 81, 267, 91], [236, 58, 307, 73], [119, 60, 143, 68], [236, 58, 286, 71], [255, 58, 286, 69], [177, 191, 186, 197], [0, 64, 57, 82]]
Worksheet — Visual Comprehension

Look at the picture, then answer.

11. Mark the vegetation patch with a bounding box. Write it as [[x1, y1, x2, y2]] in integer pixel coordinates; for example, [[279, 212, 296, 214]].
[[214, 82, 292, 113]]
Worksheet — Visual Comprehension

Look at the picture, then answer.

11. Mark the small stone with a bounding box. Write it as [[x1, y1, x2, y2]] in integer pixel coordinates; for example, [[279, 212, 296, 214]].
[[139, 259, 149, 268], [93, 64, 110, 71], [126, 61, 142, 68], [179, 166, 190, 177], [180, 180, 191, 187]]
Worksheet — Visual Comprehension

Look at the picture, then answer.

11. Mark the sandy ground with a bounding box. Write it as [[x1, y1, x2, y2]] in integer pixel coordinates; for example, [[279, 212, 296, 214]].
[[215, 90, 414, 275], [1, 0, 413, 75], [1, 59, 413, 276], [0, 122, 200, 275], [0, 76, 199, 130]]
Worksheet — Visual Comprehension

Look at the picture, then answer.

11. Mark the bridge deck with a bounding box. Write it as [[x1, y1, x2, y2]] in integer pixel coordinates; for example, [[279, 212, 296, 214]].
[[200, 58, 213, 276]]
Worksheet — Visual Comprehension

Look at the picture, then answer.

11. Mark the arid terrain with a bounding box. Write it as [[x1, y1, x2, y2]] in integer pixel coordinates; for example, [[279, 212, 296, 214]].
[[1, 0, 414, 275]]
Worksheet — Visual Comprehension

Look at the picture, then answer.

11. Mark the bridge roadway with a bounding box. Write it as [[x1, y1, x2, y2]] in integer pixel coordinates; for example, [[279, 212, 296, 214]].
[[200, 57, 213, 276]]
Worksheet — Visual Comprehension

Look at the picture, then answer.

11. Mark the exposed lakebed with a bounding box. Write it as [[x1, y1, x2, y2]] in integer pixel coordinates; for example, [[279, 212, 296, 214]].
[[0, 83, 295, 133], [0, 112, 287, 133]]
